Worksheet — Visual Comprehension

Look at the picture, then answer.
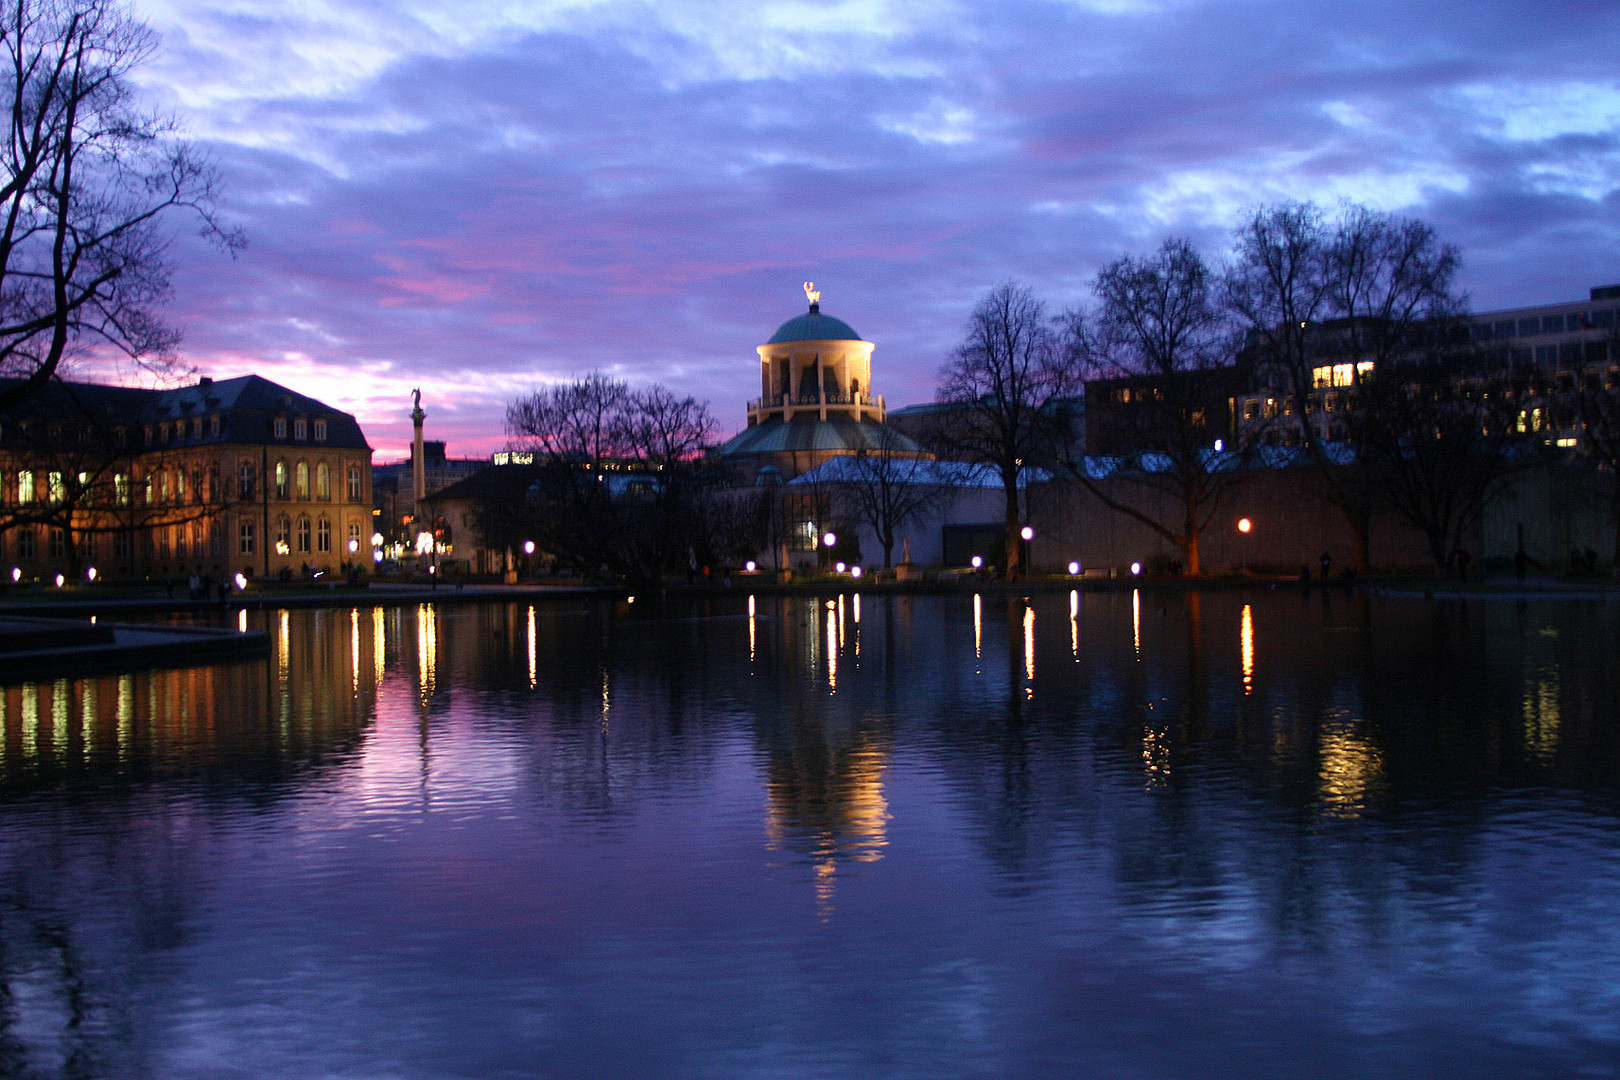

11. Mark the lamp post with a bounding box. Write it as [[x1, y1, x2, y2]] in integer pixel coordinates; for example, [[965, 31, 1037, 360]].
[[1237, 517, 1253, 574], [1020, 525, 1035, 578]]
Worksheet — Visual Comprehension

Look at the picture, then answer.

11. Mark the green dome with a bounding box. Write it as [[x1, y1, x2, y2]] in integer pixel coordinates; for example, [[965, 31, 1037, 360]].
[[767, 304, 861, 344]]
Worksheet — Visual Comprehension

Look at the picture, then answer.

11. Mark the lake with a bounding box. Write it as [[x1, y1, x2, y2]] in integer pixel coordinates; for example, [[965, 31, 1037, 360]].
[[1, 589, 1617, 1079]]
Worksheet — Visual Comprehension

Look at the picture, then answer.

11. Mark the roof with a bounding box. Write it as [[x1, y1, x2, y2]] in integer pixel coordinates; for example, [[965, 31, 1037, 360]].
[[766, 304, 863, 345], [0, 374, 371, 452], [789, 456, 1048, 489], [715, 415, 923, 457]]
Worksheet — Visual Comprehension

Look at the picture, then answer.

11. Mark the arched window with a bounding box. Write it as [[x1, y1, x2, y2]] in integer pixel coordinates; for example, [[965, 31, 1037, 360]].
[[317, 517, 331, 553], [347, 465, 363, 502], [238, 461, 255, 500], [295, 462, 310, 500], [316, 462, 330, 501], [296, 516, 311, 553], [275, 516, 291, 555], [274, 461, 289, 500]]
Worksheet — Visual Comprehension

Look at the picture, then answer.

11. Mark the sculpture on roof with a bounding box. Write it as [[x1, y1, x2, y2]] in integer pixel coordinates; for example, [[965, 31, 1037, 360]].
[[802, 281, 820, 306]]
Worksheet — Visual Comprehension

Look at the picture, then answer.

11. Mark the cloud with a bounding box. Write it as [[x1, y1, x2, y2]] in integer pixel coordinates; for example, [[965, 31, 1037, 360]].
[[120, 0, 1620, 457]]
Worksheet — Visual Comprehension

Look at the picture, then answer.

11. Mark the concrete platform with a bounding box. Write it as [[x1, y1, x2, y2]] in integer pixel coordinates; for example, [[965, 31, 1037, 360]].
[[0, 616, 270, 682]]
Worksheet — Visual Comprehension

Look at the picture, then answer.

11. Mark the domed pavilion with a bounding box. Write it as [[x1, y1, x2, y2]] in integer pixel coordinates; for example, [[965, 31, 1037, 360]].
[[715, 283, 926, 482]]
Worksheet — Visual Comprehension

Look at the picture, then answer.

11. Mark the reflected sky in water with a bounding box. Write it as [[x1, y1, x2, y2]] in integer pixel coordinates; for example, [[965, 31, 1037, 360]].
[[1, 591, 1618, 1079]]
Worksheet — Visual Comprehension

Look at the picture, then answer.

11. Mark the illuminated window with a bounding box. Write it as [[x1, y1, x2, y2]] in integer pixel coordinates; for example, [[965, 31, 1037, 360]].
[[316, 461, 330, 501], [48, 471, 64, 503], [175, 469, 186, 502], [15, 469, 32, 503], [275, 461, 289, 500], [295, 462, 309, 500], [115, 473, 130, 505]]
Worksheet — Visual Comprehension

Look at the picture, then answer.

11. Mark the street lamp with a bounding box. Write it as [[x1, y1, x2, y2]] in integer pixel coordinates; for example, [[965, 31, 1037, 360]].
[[1237, 517, 1253, 573], [1020, 525, 1035, 577]]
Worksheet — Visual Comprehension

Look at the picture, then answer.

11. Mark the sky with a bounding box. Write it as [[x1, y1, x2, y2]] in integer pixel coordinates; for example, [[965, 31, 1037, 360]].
[[101, 0, 1620, 460]]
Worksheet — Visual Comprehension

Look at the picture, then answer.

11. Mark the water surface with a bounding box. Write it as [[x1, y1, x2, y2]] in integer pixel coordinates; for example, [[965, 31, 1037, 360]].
[[1, 591, 1617, 1079]]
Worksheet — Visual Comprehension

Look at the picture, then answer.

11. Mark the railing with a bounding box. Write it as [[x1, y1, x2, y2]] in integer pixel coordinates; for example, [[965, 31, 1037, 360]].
[[748, 392, 886, 411]]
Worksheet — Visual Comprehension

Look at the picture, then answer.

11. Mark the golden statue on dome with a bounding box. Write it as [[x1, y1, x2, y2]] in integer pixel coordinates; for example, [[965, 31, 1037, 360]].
[[802, 281, 820, 306]]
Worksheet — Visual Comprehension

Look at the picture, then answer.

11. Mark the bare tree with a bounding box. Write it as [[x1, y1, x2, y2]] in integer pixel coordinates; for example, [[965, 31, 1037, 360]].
[[1061, 238, 1245, 576], [935, 282, 1068, 578], [1226, 201, 1466, 570], [835, 433, 947, 569], [0, 0, 242, 409], [504, 375, 718, 585], [1353, 349, 1530, 575]]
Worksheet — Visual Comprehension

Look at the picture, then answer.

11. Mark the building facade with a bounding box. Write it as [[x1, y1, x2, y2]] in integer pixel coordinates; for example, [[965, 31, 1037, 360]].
[[0, 375, 372, 582]]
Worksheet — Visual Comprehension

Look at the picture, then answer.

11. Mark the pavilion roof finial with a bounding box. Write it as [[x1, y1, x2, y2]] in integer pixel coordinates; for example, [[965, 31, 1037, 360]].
[[803, 281, 820, 309]]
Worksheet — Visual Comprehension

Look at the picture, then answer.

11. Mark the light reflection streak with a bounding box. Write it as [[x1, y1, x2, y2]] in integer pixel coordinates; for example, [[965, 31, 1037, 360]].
[[747, 595, 756, 662], [1241, 604, 1254, 695], [836, 594, 845, 652], [973, 593, 982, 659], [1023, 604, 1036, 683], [350, 608, 361, 695], [417, 604, 437, 698], [826, 600, 838, 691], [117, 675, 133, 757], [81, 680, 96, 756], [1069, 589, 1080, 659], [21, 684, 37, 755], [54, 680, 68, 752], [852, 593, 861, 658], [237, 608, 247, 634], [1132, 589, 1141, 656], [277, 610, 291, 688], [372, 606, 385, 681], [1318, 720, 1383, 817], [527, 605, 538, 687], [1522, 675, 1561, 759]]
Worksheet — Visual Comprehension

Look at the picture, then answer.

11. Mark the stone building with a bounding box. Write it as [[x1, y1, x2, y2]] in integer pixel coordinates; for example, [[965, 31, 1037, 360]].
[[0, 374, 372, 582]]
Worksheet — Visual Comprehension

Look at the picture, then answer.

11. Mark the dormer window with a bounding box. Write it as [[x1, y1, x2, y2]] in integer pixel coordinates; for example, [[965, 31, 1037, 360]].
[[209, 415, 221, 437], [294, 418, 308, 441], [313, 419, 327, 442], [274, 417, 287, 439], [192, 417, 203, 440]]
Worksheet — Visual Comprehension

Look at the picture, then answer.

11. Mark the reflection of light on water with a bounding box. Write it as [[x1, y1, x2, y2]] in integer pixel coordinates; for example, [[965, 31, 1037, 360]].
[[852, 593, 860, 658], [747, 594, 756, 662], [21, 684, 38, 756], [372, 607, 385, 682], [1522, 675, 1561, 760], [600, 668, 611, 731], [527, 605, 538, 688], [117, 674, 133, 758], [826, 600, 838, 692], [1023, 604, 1036, 683], [1069, 590, 1080, 659], [54, 680, 68, 752], [1132, 589, 1141, 655], [417, 604, 437, 697], [1241, 604, 1254, 694], [836, 595, 845, 652], [81, 680, 96, 755], [277, 609, 291, 686], [765, 740, 890, 921], [350, 608, 361, 695], [1143, 725, 1170, 787], [1318, 718, 1384, 817], [973, 593, 982, 659]]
